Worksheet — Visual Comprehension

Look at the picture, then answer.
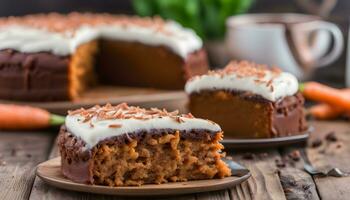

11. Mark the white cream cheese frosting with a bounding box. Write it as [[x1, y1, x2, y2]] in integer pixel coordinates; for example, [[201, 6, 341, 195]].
[[0, 15, 202, 58], [0, 26, 72, 56], [185, 61, 299, 102], [65, 103, 221, 149]]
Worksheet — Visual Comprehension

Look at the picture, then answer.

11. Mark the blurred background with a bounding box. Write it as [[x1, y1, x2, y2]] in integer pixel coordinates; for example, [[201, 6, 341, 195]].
[[0, 0, 347, 87]]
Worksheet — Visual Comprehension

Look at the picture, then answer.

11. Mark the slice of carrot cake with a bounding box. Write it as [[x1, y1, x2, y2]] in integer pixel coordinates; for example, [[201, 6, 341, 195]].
[[185, 61, 307, 139], [58, 103, 231, 186]]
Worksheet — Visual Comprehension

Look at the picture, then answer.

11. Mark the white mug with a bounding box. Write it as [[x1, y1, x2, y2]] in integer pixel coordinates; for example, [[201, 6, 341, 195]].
[[226, 13, 343, 79]]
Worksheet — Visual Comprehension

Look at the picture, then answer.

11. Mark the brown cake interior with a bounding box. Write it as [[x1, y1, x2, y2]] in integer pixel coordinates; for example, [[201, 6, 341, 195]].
[[68, 40, 208, 99], [96, 40, 208, 90], [58, 128, 231, 186], [69, 41, 99, 99], [189, 90, 307, 138], [0, 50, 70, 101]]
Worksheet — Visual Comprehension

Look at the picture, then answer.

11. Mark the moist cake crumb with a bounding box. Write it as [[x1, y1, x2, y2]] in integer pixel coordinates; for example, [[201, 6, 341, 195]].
[[59, 103, 231, 186]]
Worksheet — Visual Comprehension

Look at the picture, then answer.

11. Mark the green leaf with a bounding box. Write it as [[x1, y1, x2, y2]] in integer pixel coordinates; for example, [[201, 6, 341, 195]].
[[299, 83, 305, 92], [132, 0, 156, 16], [50, 114, 65, 126], [132, 0, 254, 40]]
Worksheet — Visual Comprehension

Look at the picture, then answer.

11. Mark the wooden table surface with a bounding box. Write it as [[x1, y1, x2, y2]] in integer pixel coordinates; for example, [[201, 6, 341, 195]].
[[0, 120, 349, 200]]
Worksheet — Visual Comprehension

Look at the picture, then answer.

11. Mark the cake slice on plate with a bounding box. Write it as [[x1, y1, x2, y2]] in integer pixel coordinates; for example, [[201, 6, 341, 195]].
[[185, 61, 307, 138], [58, 103, 231, 186]]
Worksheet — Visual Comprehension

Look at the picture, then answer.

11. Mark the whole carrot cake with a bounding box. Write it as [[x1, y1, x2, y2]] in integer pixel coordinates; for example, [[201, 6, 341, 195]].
[[185, 61, 307, 139], [0, 13, 208, 101], [58, 103, 231, 186]]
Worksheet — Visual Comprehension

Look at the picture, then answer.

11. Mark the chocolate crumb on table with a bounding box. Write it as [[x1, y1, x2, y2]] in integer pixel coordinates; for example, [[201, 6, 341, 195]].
[[325, 131, 337, 142], [311, 138, 322, 148], [275, 159, 286, 168]]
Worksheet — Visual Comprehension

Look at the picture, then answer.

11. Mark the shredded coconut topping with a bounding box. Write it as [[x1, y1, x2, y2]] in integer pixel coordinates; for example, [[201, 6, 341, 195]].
[[185, 60, 299, 102], [68, 103, 198, 126], [203, 61, 282, 84], [0, 13, 170, 33]]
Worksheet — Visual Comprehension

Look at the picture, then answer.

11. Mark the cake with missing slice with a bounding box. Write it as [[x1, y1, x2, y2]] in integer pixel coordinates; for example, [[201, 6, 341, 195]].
[[185, 61, 307, 139], [0, 13, 208, 101], [58, 103, 231, 186]]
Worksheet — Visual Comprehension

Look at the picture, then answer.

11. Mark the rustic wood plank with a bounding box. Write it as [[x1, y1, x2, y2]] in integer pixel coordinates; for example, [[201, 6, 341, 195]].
[[196, 190, 230, 200], [228, 150, 286, 200], [0, 131, 53, 200], [230, 181, 253, 200], [278, 148, 320, 200], [307, 121, 350, 200]]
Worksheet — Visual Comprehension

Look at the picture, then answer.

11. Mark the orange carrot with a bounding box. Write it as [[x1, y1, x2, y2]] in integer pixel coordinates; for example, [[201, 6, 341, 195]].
[[0, 104, 65, 130], [308, 104, 344, 120], [299, 82, 350, 110], [306, 88, 350, 119]]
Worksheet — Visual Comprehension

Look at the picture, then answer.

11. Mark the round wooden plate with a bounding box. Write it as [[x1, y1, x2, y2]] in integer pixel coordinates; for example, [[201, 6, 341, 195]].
[[222, 126, 314, 149], [36, 157, 251, 196]]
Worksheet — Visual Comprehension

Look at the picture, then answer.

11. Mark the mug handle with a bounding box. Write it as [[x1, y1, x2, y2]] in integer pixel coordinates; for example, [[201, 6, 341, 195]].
[[306, 21, 344, 68]]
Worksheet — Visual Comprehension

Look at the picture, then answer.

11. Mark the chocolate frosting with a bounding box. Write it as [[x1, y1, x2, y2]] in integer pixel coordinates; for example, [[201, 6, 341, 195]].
[[58, 126, 93, 184], [0, 49, 70, 101], [190, 89, 276, 103], [271, 92, 307, 136]]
